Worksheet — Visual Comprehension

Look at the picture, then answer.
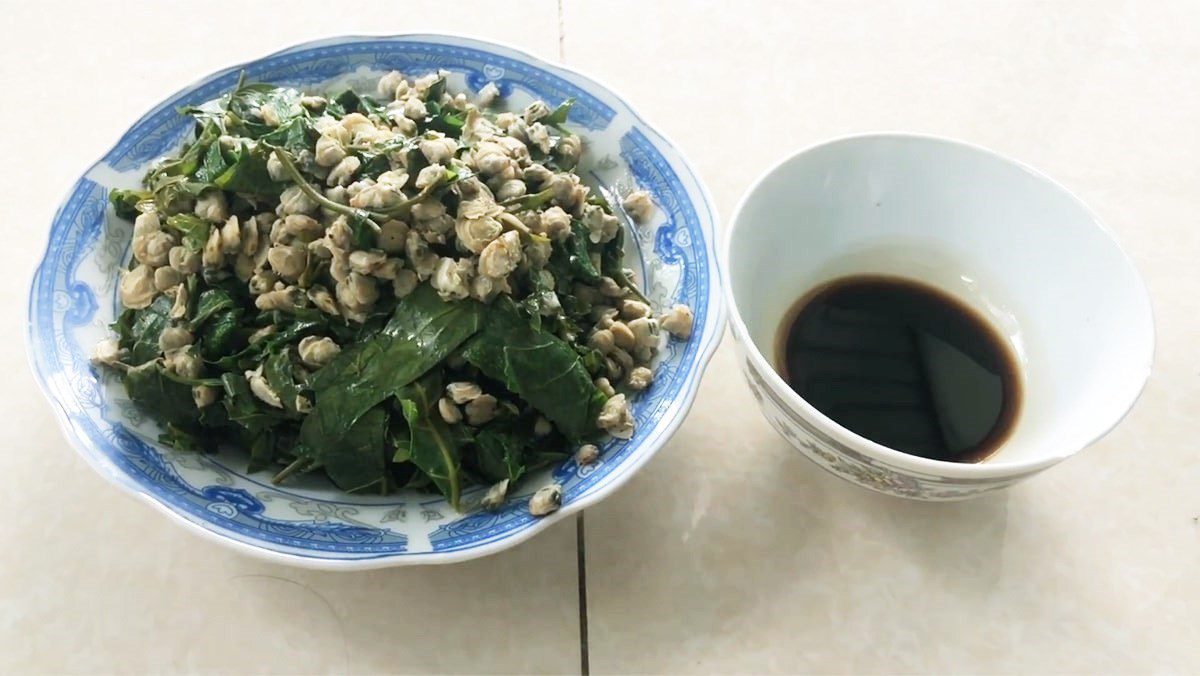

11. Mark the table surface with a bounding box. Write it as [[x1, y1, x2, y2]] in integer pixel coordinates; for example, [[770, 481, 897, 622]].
[[4, 1, 1198, 673]]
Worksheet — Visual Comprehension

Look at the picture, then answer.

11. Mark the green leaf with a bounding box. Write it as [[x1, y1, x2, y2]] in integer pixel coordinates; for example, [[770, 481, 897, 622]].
[[431, 108, 466, 135], [111, 308, 137, 346], [298, 286, 483, 471], [210, 318, 324, 371], [352, 134, 420, 180], [148, 120, 220, 181], [109, 189, 152, 220], [473, 422, 529, 483], [124, 363, 199, 427], [563, 221, 602, 282], [326, 90, 385, 120], [220, 372, 286, 434], [159, 423, 202, 451], [600, 226, 626, 280], [246, 430, 277, 473], [503, 186, 555, 211], [319, 405, 391, 494], [263, 348, 302, 414], [259, 116, 314, 154], [226, 82, 305, 139], [397, 372, 471, 508], [525, 449, 571, 472], [194, 141, 229, 183], [462, 299, 606, 439], [358, 152, 391, 179], [214, 142, 282, 195], [425, 76, 447, 104], [358, 94, 386, 118], [198, 309, 245, 361], [150, 175, 211, 216], [158, 365, 222, 389], [380, 283, 481, 343], [126, 295, 174, 365], [391, 435, 413, 464], [347, 212, 376, 250], [544, 98, 575, 127], [190, 288, 235, 329], [329, 89, 361, 118], [574, 344, 607, 376], [164, 214, 212, 254]]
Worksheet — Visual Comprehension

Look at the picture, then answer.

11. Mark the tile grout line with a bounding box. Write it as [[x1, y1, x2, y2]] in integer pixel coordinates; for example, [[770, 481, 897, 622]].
[[557, 0, 566, 62], [556, 3, 585, 672], [576, 513, 590, 676], [558, 4, 586, 672]]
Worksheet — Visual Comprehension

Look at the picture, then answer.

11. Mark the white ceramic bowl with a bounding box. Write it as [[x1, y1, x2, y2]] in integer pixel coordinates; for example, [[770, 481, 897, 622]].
[[723, 133, 1153, 499], [27, 34, 724, 567]]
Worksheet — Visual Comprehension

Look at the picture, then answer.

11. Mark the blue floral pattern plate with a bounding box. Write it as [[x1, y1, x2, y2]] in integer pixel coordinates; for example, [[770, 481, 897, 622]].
[[26, 34, 723, 568]]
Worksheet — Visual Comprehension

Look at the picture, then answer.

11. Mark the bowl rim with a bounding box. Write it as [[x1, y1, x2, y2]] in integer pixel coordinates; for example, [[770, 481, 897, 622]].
[[720, 131, 1154, 479], [25, 31, 726, 569]]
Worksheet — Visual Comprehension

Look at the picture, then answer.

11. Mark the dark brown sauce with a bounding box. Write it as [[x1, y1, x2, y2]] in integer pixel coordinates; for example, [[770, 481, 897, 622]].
[[776, 276, 1021, 463]]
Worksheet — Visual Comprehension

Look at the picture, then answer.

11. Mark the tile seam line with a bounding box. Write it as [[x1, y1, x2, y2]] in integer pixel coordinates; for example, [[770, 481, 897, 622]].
[[556, 3, 586, 674], [557, 0, 566, 62]]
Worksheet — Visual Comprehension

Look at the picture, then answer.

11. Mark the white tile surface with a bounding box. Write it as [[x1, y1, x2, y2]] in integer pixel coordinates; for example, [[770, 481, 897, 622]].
[[5, 0, 1200, 673], [563, 0, 1200, 673]]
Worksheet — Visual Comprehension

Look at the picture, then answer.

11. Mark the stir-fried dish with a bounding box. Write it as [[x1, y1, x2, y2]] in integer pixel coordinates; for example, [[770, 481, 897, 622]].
[[94, 70, 693, 513]]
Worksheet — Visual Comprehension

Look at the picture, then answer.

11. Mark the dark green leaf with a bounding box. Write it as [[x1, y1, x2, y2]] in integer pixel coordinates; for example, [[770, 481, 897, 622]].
[[194, 141, 229, 183], [150, 175, 211, 215], [159, 423, 202, 451], [358, 152, 392, 179], [574, 344, 607, 376], [259, 116, 314, 154], [263, 348, 302, 414], [397, 372, 471, 508], [109, 189, 152, 220], [462, 299, 605, 439], [190, 288, 235, 329], [525, 450, 571, 472], [330, 89, 361, 118], [379, 283, 483, 344], [503, 186, 555, 210], [425, 76, 447, 104], [347, 212, 376, 250], [473, 422, 529, 483], [246, 430, 277, 473], [220, 372, 286, 434], [600, 226, 626, 279], [358, 94, 386, 118], [111, 308, 137, 347], [148, 120, 220, 181], [214, 142, 282, 195], [298, 286, 483, 470], [199, 309, 245, 361], [164, 214, 212, 254], [563, 222, 602, 282], [319, 405, 391, 494], [124, 363, 199, 426], [543, 98, 575, 127], [126, 295, 174, 365], [431, 108, 466, 135], [159, 365, 222, 388], [226, 82, 305, 139], [210, 318, 324, 370]]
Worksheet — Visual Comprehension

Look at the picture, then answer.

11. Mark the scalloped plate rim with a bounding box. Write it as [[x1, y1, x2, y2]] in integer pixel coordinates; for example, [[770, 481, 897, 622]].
[[25, 32, 725, 569]]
